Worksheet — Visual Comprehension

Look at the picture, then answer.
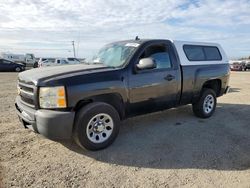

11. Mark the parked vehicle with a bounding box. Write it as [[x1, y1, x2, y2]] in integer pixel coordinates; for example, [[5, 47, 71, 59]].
[[33, 58, 40, 68], [0, 52, 36, 68], [67, 57, 81, 64], [0, 59, 25, 72], [15, 39, 230, 150], [230, 61, 246, 71], [38, 58, 55, 67], [55, 58, 71, 65], [38, 58, 80, 68], [242, 61, 247, 71], [245, 61, 250, 70], [78, 58, 86, 64]]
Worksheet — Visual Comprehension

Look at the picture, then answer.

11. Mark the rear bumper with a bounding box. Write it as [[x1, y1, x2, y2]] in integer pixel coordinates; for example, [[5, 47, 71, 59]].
[[15, 96, 75, 140]]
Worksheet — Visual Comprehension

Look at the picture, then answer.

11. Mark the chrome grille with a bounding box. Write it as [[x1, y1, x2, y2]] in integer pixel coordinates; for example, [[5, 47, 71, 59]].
[[18, 80, 35, 108]]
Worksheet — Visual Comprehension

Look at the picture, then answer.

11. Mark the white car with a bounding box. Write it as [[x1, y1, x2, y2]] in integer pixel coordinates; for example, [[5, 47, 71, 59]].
[[38, 58, 55, 67], [38, 58, 81, 68], [55, 59, 70, 65], [67, 58, 81, 64]]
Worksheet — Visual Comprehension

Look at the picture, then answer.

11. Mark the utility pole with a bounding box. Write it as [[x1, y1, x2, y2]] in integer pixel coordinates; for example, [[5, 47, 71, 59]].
[[72, 41, 76, 58]]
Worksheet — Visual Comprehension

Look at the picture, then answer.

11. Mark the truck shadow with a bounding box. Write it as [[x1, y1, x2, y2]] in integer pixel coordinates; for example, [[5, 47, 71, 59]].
[[62, 103, 250, 171], [228, 88, 241, 93]]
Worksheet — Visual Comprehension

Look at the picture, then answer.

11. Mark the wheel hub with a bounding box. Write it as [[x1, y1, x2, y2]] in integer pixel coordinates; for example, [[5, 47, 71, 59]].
[[203, 94, 215, 114], [86, 113, 114, 144], [93, 121, 105, 132]]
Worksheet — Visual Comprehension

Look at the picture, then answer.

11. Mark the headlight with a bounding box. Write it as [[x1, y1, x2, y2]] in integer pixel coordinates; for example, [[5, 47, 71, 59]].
[[39, 86, 67, 108]]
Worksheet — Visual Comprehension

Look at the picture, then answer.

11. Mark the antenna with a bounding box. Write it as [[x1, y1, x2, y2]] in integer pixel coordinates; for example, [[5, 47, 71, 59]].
[[135, 36, 140, 40]]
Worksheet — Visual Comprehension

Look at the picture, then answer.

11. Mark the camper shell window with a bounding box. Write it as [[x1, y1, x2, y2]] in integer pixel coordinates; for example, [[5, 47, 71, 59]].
[[183, 45, 222, 61]]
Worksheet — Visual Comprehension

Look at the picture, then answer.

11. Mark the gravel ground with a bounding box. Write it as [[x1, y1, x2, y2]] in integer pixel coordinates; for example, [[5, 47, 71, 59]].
[[0, 71, 250, 188]]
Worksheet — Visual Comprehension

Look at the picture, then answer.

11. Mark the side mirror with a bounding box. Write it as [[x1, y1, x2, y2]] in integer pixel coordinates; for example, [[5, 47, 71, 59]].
[[136, 58, 156, 70]]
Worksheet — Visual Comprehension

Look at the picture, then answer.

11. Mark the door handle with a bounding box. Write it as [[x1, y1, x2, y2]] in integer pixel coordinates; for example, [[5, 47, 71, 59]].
[[164, 74, 175, 81]]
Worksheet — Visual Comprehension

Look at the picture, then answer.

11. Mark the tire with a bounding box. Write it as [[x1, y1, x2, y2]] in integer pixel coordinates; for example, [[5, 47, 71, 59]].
[[73, 102, 120, 150], [15, 67, 21, 72], [33, 62, 38, 68], [192, 88, 217, 118]]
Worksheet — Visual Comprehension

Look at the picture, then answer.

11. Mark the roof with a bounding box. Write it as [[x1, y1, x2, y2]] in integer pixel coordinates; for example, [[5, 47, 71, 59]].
[[112, 39, 222, 47]]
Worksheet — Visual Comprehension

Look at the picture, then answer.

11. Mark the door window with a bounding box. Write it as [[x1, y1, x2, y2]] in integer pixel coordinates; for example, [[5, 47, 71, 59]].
[[61, 60, 68, 64], [139, 44, 172, 69], [26, 54, 32, 59], [3, 60, 11, 64]]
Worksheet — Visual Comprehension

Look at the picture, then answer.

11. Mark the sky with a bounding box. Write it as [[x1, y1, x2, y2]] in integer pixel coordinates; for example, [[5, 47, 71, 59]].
[[0, 0, 250, 59]]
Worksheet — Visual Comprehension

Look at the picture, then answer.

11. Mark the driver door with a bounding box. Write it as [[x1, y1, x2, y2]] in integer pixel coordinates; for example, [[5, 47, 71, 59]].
[[128, 42, 179, 115]]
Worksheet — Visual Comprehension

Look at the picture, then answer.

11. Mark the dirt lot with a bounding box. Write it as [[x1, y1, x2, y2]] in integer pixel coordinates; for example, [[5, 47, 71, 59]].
[[0, 71, 250, 187]]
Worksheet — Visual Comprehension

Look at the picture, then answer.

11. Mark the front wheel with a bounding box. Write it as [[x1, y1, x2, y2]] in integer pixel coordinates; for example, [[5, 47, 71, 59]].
[[73, 102, 120, 150], [192, 89, 217, 118], [15, 67, 21, 72]]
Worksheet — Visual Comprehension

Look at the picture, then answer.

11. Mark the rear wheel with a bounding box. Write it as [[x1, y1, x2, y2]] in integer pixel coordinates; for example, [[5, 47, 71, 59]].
[[192, 89, 217, 118], [73, 102, 120, 150]]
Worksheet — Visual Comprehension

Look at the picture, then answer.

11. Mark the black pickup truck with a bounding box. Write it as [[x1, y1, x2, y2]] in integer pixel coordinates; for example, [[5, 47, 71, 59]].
[[15, 39, 230, 150]]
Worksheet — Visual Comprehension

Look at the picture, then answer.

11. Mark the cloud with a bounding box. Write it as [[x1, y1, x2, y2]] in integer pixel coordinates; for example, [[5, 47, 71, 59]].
[[1, 0, 189, 30], [0, 0, 249, 58]]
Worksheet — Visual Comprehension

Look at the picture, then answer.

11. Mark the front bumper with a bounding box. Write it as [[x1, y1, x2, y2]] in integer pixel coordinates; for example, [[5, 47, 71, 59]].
[[230, 68, 242, 71], [15, 96, 75, 140]]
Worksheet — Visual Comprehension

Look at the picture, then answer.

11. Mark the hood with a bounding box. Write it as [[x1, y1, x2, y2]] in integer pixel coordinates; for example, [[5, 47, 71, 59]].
[[18, 64, 109, 85], [15, 62, 25, 66]]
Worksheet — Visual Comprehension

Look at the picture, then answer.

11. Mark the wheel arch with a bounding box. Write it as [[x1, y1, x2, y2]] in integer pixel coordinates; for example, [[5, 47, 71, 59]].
[[201, 79, 222, 97], [73, 93, 126, 120]]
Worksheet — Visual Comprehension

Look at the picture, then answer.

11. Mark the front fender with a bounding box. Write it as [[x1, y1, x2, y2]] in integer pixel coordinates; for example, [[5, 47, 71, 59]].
[[67, 80, 128, 108]]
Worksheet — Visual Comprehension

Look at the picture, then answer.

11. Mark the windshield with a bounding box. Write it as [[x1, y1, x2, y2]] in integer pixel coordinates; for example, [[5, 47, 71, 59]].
[[92, 42, 139, 67]]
